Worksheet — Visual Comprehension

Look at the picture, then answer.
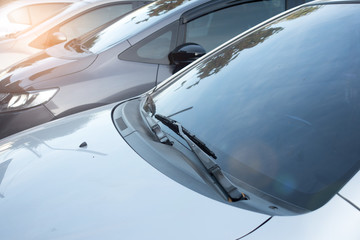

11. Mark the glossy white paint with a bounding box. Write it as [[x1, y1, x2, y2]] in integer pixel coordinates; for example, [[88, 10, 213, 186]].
[[245, 194, 360, 240], [0, 104, 269, 240], [0, 103, 358, 239]]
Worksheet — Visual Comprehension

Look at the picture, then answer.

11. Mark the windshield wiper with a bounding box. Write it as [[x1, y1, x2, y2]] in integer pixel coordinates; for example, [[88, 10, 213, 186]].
[[155, 114, 249, 202], [140, 95, 172, 145], [155, 114, 216, 159]]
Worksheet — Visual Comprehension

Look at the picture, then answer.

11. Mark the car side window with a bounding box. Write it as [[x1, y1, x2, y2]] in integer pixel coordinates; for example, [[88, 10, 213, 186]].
[[185, 1, 285, 52], [119, 21, 179, 65], [58, 4, 133, 41], [7, 3, 69, 26], [28, 3, 70, 25], [137, 31, 173, 60], [7, 6, 30, 25], [29, 3, 134, 49]]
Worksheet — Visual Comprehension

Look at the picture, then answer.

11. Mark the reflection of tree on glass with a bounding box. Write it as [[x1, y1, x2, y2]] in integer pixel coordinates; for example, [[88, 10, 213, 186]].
[[284, 6, 321, 21], [136, 0, 188, 24], [190, 6, 322, 86], [190, 26, 283, 87]]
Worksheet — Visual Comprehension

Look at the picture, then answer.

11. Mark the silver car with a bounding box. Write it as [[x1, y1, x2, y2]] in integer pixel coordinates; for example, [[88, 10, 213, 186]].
[[0, 0, 359, 239], [0, 0, 309, 139], [0, 0, 151, 70]]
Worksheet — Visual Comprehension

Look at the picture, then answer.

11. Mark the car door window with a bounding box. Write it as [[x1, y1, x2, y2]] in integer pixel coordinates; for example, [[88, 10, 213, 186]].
[[29, 3, 134, 49], [185, 1, 285, 52], [58, 4, 133, 41], [137, 31, 173, 60], [7, 3, 69, 26], [28, 3, 70, 25], [119, 21, 179, 65], [7, 6, 30, 25]]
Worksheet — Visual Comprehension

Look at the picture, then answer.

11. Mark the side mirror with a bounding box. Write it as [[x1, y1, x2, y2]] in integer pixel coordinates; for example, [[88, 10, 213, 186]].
[[48, 32, 67, 47], [168, 43, 206, 73]]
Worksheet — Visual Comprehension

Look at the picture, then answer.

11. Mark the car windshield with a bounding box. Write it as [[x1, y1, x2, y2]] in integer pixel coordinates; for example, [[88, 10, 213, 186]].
[[149, 3, 360, 211], [82, 0, 195, 54]]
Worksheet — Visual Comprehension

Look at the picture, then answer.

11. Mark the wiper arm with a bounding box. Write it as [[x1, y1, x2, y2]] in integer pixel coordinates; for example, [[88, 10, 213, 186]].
[[155, 114, 248, 202], [140, 96, 172, 145], [155, 114, 216, 159]]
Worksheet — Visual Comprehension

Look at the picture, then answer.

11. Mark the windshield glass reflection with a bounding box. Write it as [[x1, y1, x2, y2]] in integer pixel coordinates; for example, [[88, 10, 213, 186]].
[[151, 4, 360, 210]]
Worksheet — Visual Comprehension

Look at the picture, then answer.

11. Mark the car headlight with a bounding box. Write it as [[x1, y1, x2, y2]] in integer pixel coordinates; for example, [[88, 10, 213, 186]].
[[0, 88, 58, 113]]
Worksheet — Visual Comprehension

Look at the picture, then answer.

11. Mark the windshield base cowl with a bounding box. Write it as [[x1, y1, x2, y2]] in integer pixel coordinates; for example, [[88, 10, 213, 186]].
[[113, 99, 310, 216]]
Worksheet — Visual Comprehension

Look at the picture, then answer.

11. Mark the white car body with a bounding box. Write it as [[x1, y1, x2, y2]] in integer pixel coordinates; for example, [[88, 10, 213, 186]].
[[0, 102, 358, 239], [0, 1, 359, 238]]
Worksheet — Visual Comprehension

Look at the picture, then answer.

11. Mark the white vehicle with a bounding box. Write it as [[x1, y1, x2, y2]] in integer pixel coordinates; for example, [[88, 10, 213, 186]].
[[0, 1, 359, 239], [0, 0, 150, 70], [0, 0, 78, 38]]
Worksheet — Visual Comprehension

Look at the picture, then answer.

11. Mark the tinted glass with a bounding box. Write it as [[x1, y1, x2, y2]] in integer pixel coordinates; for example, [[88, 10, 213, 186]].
[[118, 22, 178, 64], [137, 31, 173, 60], [151, 4, 360, 210], [186, 0, 285, 51]]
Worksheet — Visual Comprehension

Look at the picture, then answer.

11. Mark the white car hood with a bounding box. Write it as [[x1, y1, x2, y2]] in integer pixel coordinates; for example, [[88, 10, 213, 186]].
[[0, 103, 269, 240], [339, 171, 360, 210]]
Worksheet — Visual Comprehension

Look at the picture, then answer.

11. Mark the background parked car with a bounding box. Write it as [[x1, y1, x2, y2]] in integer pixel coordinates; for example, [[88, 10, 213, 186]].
[[0, 0, 78, 38], [0, 0, 152, 70], [0, 1, 359, 239], [0, 0, 310, 139]]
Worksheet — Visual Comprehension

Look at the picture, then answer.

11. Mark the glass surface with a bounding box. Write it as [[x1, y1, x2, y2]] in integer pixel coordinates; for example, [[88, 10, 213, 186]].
[[137, 31, 173, 60], [150, 4, 360, 210], [82, 0, 194, 53], [119, 21, 178, 64], [186, 0, 285, 52], [6, 3, 70, 36], [7, 6, 30, 25], [59, 4, 133, 41], [28, 3, 70, 25]]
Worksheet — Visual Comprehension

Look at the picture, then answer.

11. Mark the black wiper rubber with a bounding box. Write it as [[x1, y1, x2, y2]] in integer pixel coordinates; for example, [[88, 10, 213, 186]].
[[155, 114, 248, 202], [155, 114, 217, 159]]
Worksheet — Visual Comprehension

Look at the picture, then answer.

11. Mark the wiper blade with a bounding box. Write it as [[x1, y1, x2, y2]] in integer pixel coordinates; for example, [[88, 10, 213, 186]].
[[155, 114, 216, 159], [155, 114, 248, 202]]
